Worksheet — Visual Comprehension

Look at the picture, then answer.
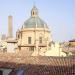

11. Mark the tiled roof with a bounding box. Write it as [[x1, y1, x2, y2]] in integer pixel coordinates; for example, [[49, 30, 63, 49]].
[[69, 39, 75, 42], [62, 46, 75, 52], [0, 53, 75, 75], [9, 64, 75, 75], [0, 53, 74, 66]]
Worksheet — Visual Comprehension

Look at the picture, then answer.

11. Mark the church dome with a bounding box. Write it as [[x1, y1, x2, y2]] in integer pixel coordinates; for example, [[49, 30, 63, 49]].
[[22, 6, 48, 29]]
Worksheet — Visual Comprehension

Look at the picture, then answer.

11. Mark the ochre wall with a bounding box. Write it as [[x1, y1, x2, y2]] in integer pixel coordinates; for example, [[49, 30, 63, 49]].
[[18, 28, 52, 46]]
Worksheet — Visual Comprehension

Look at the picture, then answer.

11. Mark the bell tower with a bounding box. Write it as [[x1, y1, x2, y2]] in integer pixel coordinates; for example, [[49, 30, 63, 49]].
[[8, 15, 13, 38]]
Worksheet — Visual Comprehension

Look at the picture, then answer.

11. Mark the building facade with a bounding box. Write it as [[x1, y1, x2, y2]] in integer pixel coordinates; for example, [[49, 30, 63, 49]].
[[16, 6, 52, 56], [62, 39, 75, 56]]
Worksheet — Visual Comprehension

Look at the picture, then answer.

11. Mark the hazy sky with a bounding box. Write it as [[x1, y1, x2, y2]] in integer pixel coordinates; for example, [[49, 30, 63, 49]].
[[0, 0, 75, 42]]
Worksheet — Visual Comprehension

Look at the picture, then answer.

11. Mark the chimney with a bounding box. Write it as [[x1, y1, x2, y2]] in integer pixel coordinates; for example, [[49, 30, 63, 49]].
[[8, 15, 13, 38]]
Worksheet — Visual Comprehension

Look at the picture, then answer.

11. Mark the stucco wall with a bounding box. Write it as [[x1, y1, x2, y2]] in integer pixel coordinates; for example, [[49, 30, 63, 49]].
[[18, 28, 51, 46]]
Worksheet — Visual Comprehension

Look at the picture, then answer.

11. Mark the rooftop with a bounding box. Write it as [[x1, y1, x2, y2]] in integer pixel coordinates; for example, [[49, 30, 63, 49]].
[[0, 53, 74, 67], [22, 6, 49, 29], [0, 53, 74, 75]]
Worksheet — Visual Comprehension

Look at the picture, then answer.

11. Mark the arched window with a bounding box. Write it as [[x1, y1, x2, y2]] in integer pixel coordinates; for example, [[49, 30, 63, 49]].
[[33, 11, 34, 15]]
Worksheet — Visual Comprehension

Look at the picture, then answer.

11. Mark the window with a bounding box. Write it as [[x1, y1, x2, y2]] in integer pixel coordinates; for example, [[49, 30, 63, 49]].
[[39, 37, 42, 44], [17, 34, 19, 39], [33, 11, 34, 15], [28, 37, 31, 44]]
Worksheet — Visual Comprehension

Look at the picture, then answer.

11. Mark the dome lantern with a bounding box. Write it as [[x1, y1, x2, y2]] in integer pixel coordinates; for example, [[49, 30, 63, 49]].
[[31, 6, 38, 17], [22, 6, 49, 29]]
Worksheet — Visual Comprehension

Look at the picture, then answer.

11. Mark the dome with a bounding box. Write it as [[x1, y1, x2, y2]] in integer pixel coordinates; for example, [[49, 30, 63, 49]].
[[23, 17, 48, 28], [22, 6, 48, 29]]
